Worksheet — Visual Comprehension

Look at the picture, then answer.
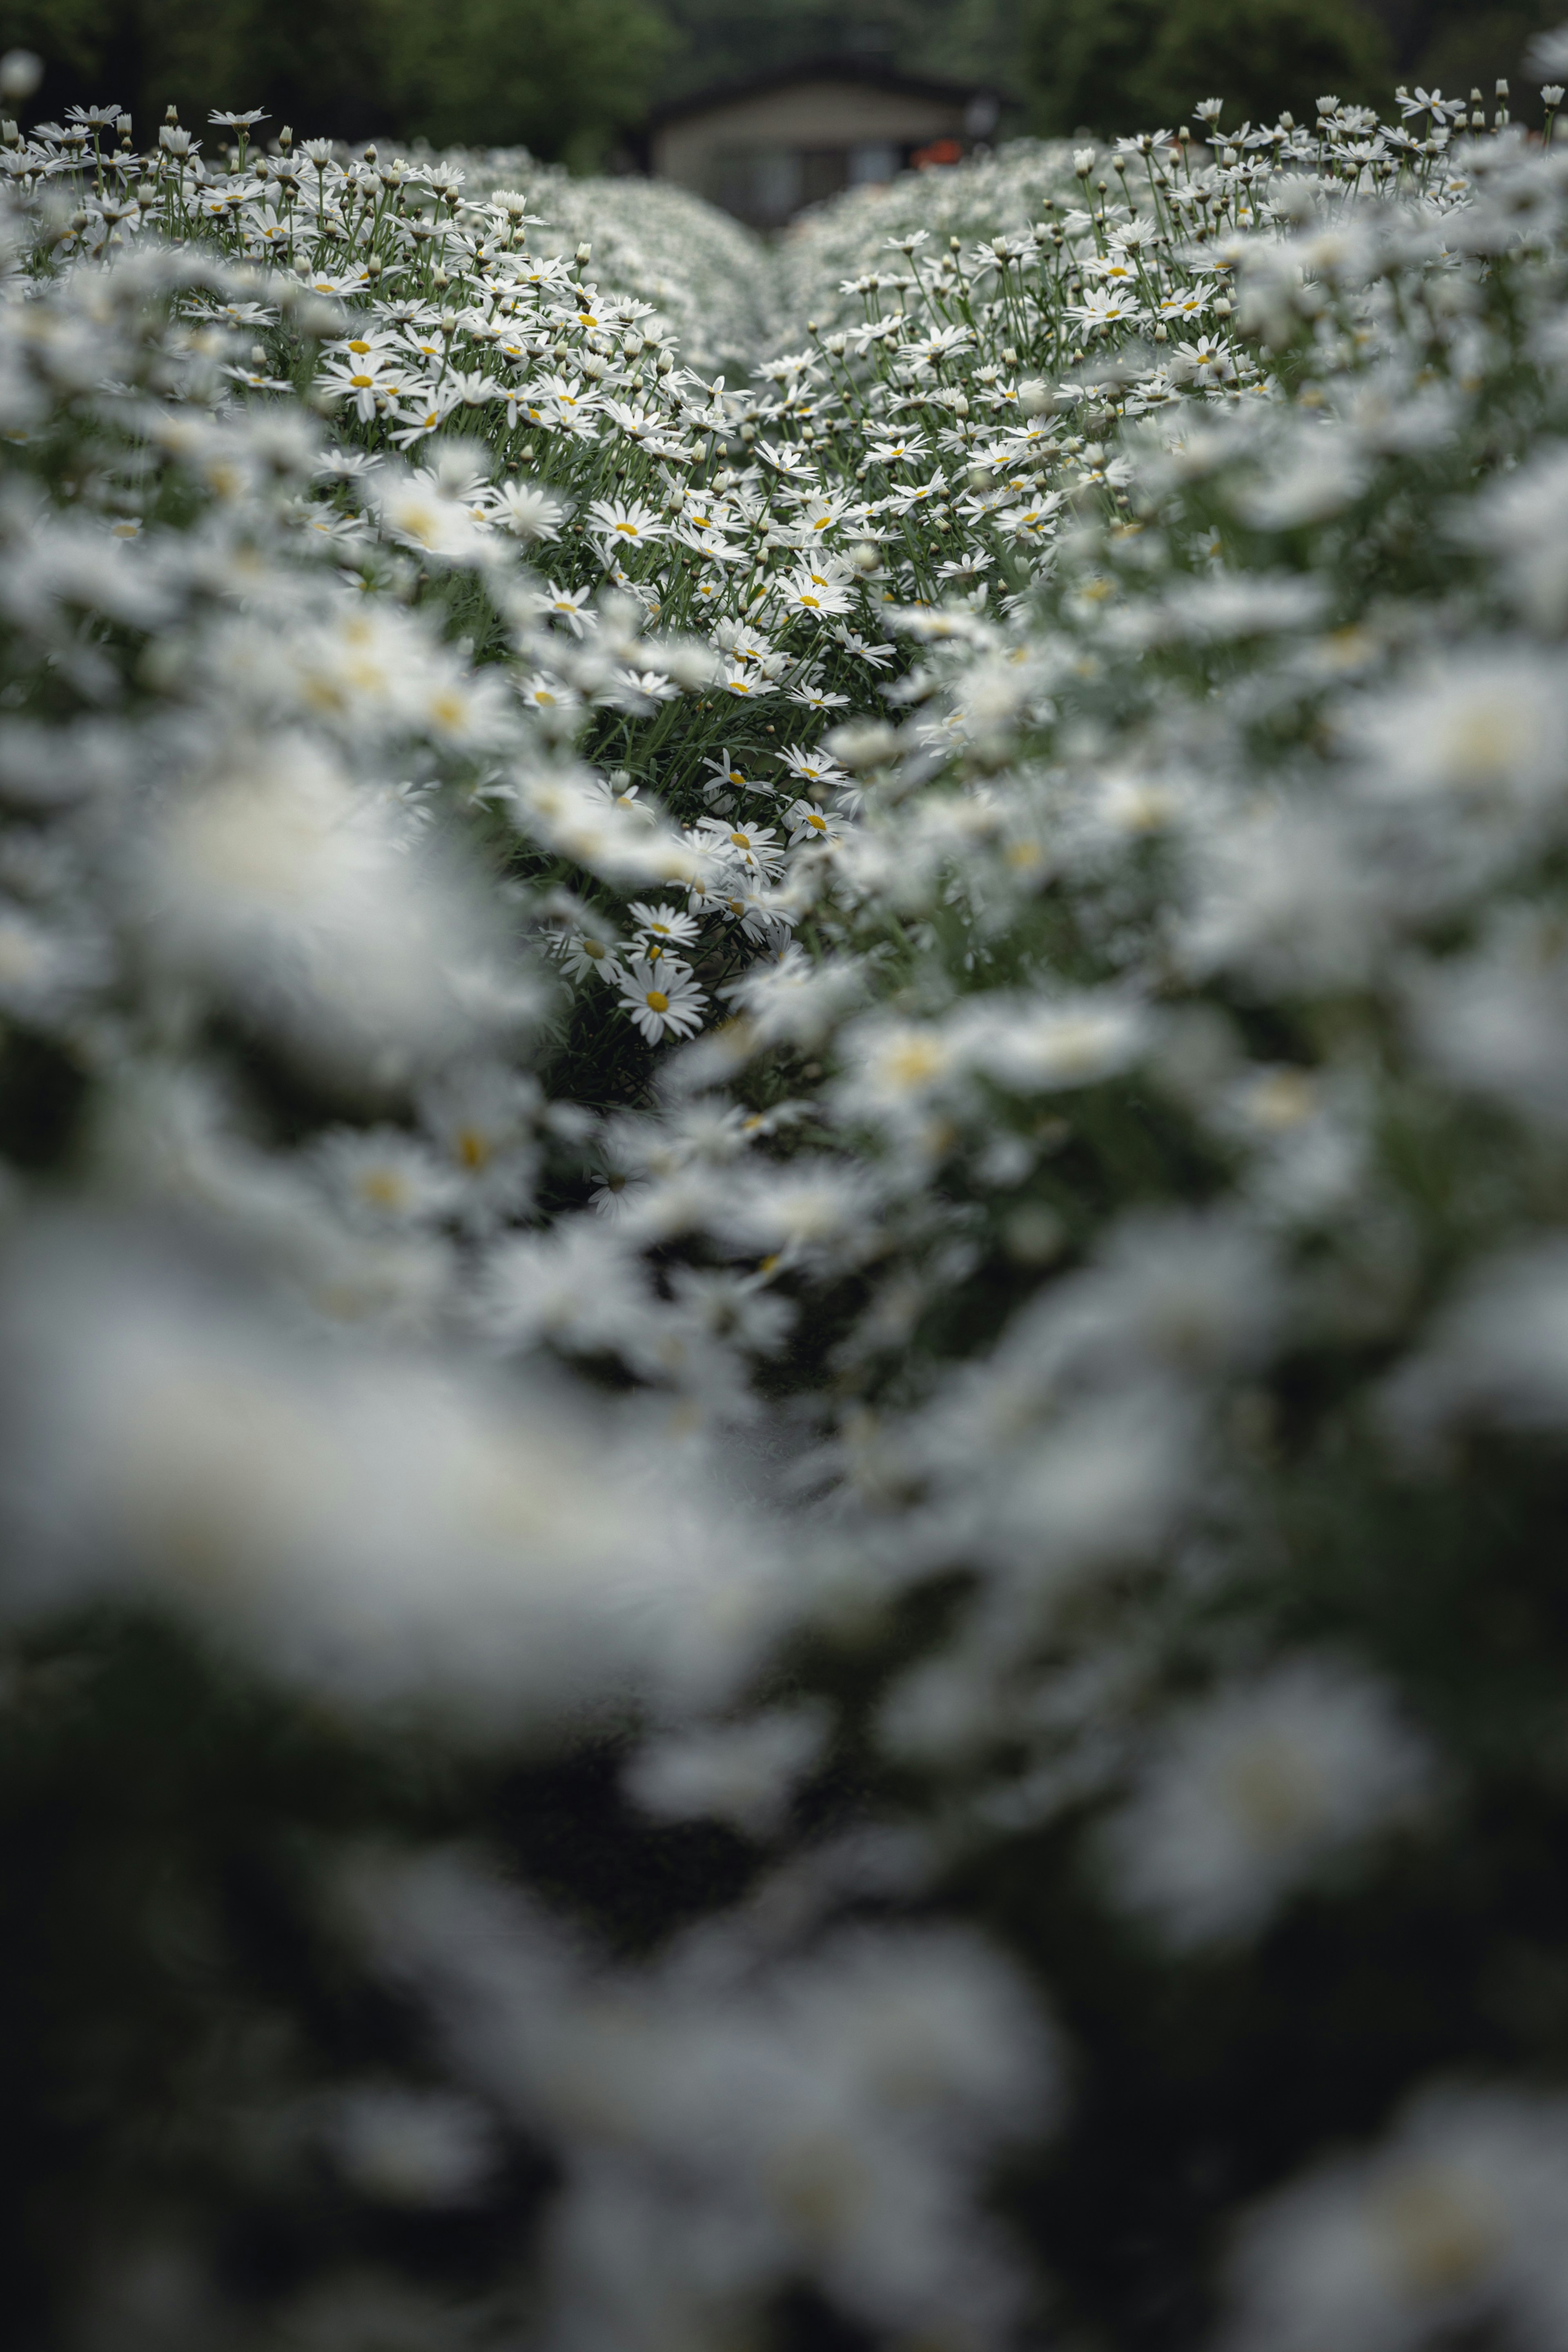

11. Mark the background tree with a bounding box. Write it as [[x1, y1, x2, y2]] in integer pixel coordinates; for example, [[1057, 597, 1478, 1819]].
[[1399, 0, 1564, 97], [1025, 0, 1393, 137], [1022, 0, 1169, 140], [1146, 0, 1393, 122], [7, 0, 1564, 158], [0, 0, 670, 161], [648, 0, 1027, 104], [371, 0, 670, 164]]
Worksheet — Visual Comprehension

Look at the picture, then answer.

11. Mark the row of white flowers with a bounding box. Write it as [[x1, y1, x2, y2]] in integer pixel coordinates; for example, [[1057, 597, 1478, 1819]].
[[5, 48, 1568, 2349]]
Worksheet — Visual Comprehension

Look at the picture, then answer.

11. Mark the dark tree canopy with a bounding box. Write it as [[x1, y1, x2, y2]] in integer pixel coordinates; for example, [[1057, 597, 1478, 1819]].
[[0, 0, 670, 160], [1025, 0, 1393, 139], [3, 0, 1564, 161]]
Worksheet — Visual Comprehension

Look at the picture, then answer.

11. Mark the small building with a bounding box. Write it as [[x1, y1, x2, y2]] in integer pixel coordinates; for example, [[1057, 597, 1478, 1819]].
[[640, 58, 1003, 230]]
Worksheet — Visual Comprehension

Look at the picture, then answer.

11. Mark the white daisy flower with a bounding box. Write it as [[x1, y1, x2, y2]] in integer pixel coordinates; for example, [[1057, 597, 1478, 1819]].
[[627, 901, 701, 949], [618, 956, 707, 1041]]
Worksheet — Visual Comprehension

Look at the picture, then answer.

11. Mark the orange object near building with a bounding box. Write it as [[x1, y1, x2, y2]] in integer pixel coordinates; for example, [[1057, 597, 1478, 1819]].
[[913, 137, 964, 169]]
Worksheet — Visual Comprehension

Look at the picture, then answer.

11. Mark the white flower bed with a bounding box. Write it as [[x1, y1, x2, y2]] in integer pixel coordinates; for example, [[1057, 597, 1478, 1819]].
[[6, 66, 1568, 2351]]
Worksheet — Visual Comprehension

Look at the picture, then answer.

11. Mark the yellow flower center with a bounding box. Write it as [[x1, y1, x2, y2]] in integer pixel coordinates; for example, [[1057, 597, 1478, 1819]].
[[358, 1168, 408, 1207], [645, 989, 669, 1013], [886, 1035, 946, 1086]]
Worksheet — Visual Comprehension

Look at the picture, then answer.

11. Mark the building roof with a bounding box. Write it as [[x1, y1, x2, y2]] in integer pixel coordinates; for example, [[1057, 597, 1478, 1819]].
[[644, 53, 1004, 132]]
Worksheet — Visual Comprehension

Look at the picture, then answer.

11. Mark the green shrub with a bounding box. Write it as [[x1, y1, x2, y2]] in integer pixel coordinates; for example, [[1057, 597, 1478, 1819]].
[[1027, 0, 1392, 134]]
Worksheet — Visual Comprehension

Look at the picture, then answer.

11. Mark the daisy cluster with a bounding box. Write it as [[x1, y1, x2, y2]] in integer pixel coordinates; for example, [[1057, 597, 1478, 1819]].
[[423, 141, 780, 377], [6, 55, 1568, 2352]]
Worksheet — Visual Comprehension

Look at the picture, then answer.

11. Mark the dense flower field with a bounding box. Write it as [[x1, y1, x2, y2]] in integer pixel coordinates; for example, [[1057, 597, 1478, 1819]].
[[7, 47, 1568, 2350]]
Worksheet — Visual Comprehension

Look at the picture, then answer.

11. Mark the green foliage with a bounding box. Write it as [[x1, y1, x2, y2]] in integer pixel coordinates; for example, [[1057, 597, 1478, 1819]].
[[1026, 0, 1393, 136], [0, 0, 104, 75], [1413, 2, 1563, 107], [1147, 0, 1393, 124], [1023, 0, 1166, 137], [649, 0, 1027, 104], [0, 0, 669, 162], [0, 0, 370, 134], [372, 0, 672, 164]]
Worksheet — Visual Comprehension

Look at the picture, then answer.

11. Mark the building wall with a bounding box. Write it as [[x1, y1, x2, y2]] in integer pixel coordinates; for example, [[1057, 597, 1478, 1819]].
[[650, 80, 968, 194]]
